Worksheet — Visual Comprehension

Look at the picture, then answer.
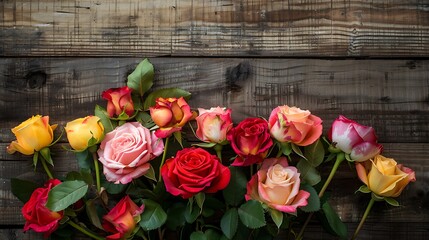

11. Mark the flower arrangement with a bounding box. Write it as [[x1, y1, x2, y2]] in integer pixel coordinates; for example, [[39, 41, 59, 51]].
[[7, 59, 416, 240]]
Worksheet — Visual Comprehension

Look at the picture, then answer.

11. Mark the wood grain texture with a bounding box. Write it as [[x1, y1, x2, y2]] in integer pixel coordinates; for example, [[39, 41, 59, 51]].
[[1, 58, 428, 143], [1, 0, 428, 57]]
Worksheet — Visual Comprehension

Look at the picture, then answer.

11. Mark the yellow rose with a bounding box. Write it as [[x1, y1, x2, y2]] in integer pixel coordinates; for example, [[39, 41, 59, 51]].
[[7, 115, 57, 155], [65, 116, 104, 151], [356, 155, 416, 197]]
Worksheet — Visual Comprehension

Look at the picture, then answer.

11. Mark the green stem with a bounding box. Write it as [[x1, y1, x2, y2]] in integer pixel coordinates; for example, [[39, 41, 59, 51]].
[[296, 153, 345, 240], [352, 198, 375, 240], [68, 220, 104, 240], [158, 137, 170, 182], [40, 157, 54, 179], [92, 152, 101, 194], [318, 152, 345, 198], [214, 144, 223, 161]]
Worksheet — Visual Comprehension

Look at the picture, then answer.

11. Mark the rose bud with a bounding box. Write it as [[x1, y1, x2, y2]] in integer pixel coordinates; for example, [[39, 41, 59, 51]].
[[195, 107, 233, 144], [269, 105, 322, 146], [97, 122, 164, 184], [102, 86, 135, 118], [7, 115, 57, 155], [328, 115, 382, 162], [227, 118, 273, 166], [245, 157, 309, 214], [65, 116, 104, 151], [102, 196, 144, 240], [161, 147, 231, 199], [150, 97, 196, 138], [22, 179, 64, 238], [356, 155, 416, 197]]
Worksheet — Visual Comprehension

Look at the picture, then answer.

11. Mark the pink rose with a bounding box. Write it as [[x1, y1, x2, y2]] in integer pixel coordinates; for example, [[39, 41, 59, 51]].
[[195, 107, 233, 144], [161, 147, 231, 199], [97, 122, 164, 184], [102, 86, 135, 118], [268, 105, 322, 146], [245, 157, 309, 214], [150, 97, 196, 138], [328, 115, 382, 162], [227, 118, 273, 166]]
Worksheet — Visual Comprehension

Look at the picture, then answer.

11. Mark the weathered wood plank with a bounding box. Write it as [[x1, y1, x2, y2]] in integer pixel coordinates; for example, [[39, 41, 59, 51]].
[[0, 143, 426, 225], [1, 58, 429, 143], [1, 0, 428, 57]]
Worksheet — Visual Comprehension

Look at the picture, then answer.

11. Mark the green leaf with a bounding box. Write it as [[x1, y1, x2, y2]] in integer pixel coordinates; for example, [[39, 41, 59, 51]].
[[190, 231, 207, 240], [135, 111, 155, 129], [221, 208, 238, 239], [46, 180, 88, 212], [11, 178, 39, 203], [85, 199, 104, 229], [33, 151, 39, 168], [75, 150, 92, 170], [143, 165, 157, 182], [296, 159, 321, 186], [291, 144, 307, 161], [299, 183, 321, 212], [278, 142, 292, 156], [139, 199, 167, 230], [173, 131, 183, 148], [304, 139, 325, 167], [356, 185, 371, 194], [40, 147, 54, 166], [269, 208, 283, 229], [223, 166, 247, 206], [204, 229, 222, 240], [165, 203, 187, 230], [143, 88, 191, 110], [94, 105, 117, 134], [238, 200, 266, 229], [318, 201, 348, 239], [185, 201, 200, 223], [192, 142, 217, 148], [385, 197, 400, 207], [195, 192, 205, 212], [127, 58, 154, 96], [101, 178, 127, 195]]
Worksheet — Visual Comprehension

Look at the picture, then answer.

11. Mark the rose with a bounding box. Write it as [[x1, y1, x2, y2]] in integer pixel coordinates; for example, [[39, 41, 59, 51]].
[[268, 105, 322, 146], [227, 118, 273, 166], [102, 86, 135, 118], [7, 115, 57, 155], [65, 116, 104, 151], [245, 157, 309, 213], [97, 122, 164, 184], [356, 155, 416, 197], [161, 147, 231, 199], [149, 97, 196, 138], [195, 107, 233, 144], [328, 115, 382, 162], [102, 196, 144, 240], [22, 179, 64, 238]]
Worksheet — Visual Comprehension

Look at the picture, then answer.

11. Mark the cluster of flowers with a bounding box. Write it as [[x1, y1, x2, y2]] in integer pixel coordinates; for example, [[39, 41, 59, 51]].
[[7, 59, 416, 240]]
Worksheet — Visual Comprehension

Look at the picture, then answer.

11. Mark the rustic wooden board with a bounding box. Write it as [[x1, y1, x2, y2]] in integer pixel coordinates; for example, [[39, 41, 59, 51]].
[[1, 0, 428, 57], [1, 58, 428, 143]]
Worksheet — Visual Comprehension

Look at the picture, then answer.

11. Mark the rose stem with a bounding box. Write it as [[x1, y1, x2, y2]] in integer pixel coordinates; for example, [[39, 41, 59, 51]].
[[67, 221, 104, 240], [158, 137, 170, 182], [296, 152, 345, 240], [92, 151, 101, 194], [40, 157, 54, 179], [352, 198, 375, 240]]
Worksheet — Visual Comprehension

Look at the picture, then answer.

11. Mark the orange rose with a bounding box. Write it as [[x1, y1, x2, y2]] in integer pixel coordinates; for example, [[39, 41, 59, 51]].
[[356, 155, 416, 197], [7, 115, 57, 155]]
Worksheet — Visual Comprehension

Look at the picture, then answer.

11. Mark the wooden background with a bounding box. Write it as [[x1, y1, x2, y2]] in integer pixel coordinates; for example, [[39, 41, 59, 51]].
[[1, 0, 428, 239]]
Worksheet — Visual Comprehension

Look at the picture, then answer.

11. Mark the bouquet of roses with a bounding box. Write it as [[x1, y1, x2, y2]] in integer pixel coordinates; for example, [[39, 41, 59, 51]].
[[7, 59, 416, 240]]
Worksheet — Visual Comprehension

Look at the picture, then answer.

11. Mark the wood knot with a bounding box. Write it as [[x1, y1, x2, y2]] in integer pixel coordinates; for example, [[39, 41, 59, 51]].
[[25, 71, 47, 89], [226, 62, 251, 92]]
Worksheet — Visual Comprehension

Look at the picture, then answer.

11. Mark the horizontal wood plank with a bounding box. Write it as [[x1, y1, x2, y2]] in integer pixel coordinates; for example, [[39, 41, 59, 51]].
[[1, 0, 428, 57], [1, 58, 429, 143]]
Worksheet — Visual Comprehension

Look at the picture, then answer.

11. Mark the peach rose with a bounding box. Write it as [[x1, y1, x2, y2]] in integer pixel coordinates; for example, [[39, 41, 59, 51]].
[[7, 115, 57, 155], [97, 122, 164, 184], [356, 155, 416, 197], [102, 86, 135, 118], [195, 107, 233, 144], [268, 106, 322, 146], [150, 97, 196, 138], [65, 116, 104, 151], [245, 157, 309, 214]]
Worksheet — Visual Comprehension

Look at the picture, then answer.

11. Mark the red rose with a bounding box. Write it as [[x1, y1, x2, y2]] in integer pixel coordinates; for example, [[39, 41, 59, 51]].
[[102, 196, 144, 240], [22, 179, 64, 238], [227, 118, 273, 166], [102, 86, 135, 118], [161, 147, 231, 199]]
